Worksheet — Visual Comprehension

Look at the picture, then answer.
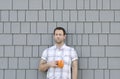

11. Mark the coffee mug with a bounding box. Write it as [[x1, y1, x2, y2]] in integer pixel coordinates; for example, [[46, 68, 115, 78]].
[[56, 60, 64, 68]]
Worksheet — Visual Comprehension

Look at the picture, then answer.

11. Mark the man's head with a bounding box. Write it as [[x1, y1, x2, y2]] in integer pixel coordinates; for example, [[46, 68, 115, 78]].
[[53, 27, 66, 44]]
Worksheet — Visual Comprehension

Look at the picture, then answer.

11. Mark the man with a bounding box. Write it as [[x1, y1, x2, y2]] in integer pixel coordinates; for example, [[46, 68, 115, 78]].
[[39, 27, 78, 79]]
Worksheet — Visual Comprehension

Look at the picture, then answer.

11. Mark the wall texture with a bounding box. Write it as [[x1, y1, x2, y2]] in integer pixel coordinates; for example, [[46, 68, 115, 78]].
[[0, 0, 120, 79]]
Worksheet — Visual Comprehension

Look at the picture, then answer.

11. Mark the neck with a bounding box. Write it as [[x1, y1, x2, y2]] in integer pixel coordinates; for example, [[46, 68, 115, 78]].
[[55, 42, 64, 48]]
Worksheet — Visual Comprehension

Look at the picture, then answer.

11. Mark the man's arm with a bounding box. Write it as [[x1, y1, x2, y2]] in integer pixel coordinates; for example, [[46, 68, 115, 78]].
[[38, 59, 58, 72], [38, 59, 50, 72], [72, 60, 78, 79]]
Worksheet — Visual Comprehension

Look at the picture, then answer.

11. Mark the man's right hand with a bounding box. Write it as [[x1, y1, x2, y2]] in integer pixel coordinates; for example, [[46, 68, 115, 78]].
[[47, 61, 58, 68]]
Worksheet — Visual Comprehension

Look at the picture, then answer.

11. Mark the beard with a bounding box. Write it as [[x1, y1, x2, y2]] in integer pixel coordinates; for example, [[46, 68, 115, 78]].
[[55, 40, 63, 44]]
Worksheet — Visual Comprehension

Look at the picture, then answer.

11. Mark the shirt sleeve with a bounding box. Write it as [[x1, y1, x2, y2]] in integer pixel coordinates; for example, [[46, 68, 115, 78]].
[[71, 48, 78, 61], [41, 49, 48, 61]]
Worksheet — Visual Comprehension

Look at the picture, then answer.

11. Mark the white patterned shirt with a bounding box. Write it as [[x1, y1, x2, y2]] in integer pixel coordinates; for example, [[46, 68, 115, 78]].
[[41, 44, 78, 79]]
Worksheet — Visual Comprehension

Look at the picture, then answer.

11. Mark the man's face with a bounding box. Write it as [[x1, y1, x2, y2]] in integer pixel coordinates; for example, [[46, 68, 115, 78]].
[[54, 30, 66, 44]]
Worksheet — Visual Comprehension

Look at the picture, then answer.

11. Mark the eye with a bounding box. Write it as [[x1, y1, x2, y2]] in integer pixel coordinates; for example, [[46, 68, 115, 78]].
[[59, 34, 62, 36], [55, 34, 58, 36]]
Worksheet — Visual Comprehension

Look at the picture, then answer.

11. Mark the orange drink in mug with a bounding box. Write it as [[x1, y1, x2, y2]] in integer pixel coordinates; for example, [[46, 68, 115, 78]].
[[56, 60, 64, 68]]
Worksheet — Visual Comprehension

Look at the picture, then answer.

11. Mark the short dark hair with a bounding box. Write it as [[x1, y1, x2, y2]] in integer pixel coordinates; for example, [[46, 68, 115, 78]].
[[54, 27, 66, 35]]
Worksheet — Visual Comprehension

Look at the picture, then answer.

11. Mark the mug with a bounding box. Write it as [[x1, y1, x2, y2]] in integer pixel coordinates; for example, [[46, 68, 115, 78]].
[[56, 60, 64, 68]]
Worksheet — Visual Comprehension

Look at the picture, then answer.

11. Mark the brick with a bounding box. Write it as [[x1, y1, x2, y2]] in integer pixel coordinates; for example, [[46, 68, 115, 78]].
[[111, 0, 120, 9], [110, 70, 120, 79], [39, 11, 45, 21], [105, 70, 109, 79], [0, 46, 3, 57], [63, 11, 69, 21], [102, 23, 110, 33], [5, 46, 14, 57], [82, 34, 89, 45], [43, 0, 50, 9], [99, 34, 108, 45], [33, 46, 39, 57], [93, 23, 101, 33], [86, 11, 99, 21], [89, 58, 98, 69], [9, 58, 17, 69], [79, 58, 88, 69], [4, 23, 11, 33], [21, 23, 30, 33], [48, 23, 56, 33], [66, 35, 72, 45], [106, 46, 120, 57], [27, 34, 40, 45], [13, 0, 28, 9], [13, 34, 26, 45], [18, 11, 25, 21], [30, 23, 37, 33], [89, 34, 98, 45], [15, 46, 23, 57], [0, 0, 12, 9], [64, 0, 76, 9], [26, 11, 38, 21], [11, 23, 20, 33], [95, 70, 104, 79], [0, 70, 3, 79], [38, 71, 46, 79], [41, 34, 53, 45], [77, 0, 84, 9], [97, 0, 102, 9], [68, 23, 75, 33], [109, 35, 120, 45], [75, 46, 81, 57], [84, 23, 92, 33], [90, 0, 97, 9], [54, 11, 62, 21], [26, 70, 37, 79], [84, 0, 90, 9], [70, 11, 77, 21], [1, 11, 9, 21], [0, 23, 3, 33], [17, 70, 25, 79], [30, 58, 39, 69], [78, 11, 85, 21], [72, 35, 77, 45], [82, 70, 94, 79], [103, 0, 110, 9], [37, 23, 47, 33], [115, 11, 120, 21], [0, 34, 12, 45], [76, 23, 83, 33], [51, 0, 57, 9], [57, 0, 63, 9], [99, 58, 107, 69], [111, 23, 120, 33], [0, 58, 8, 69], [77, 34, 82, 45], [82, 46, 90, 57], [109, 58, 120, 69], [100, 11, 114, 21], [91, 46, 104, 57], [19, 58, 29, 69], [78, 70, 82, 79], [57, 23, 68, 32], [10, 11, 17, 21], [5, 70, 15, 79], [29, 0, 42, 9], [24, 46, 32, 57], [39, 46, 48, 57]]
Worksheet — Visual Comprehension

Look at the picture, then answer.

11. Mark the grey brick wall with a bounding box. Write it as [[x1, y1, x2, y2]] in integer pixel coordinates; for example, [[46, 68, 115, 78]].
[[0, 0, 120, 79]]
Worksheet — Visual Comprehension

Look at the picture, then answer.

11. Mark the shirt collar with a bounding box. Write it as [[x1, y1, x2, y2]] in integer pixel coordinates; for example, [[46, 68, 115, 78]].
[[54, 44, 66, 50]]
